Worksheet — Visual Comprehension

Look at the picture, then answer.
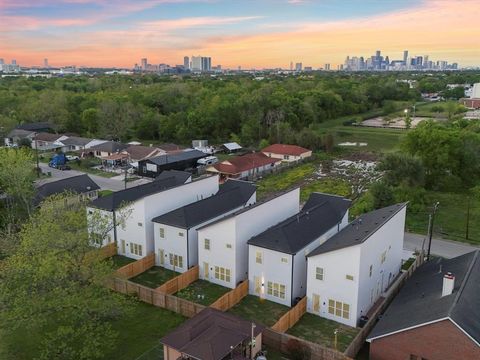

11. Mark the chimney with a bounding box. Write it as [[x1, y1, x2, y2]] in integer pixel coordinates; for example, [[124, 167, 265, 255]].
[[442, 272, 455, 297]]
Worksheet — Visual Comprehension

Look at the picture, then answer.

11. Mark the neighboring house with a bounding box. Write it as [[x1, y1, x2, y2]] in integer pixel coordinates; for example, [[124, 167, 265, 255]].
[[87, 171, 219, 259], [197, 188, 300, 289], [32, 133, 68, 151], [221, 142, 242, 153], [152, 180, 256, 273], [15, 122, 54, 132], [87, 141, 128, 159], [60, 136, 94, 152], [4, 129, 35, 147], [367, 250, 480, 360], [262, 143, 312, 162], [248, 193, 351, 307], [35, 174, 99, 206], [207, 152, 281, 183], [157, 143, 184, 153], [137, 149, 207, 178], [122, 145, 164, 163], [306, 203, 406, 327], [161, 308, 264, 360]]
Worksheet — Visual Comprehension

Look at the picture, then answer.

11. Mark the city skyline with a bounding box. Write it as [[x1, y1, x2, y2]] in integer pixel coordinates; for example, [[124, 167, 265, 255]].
[[1, 0, 479, 68]]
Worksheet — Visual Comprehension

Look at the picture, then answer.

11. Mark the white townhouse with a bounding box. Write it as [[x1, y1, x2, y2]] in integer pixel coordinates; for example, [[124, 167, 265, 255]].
[[87, 170, 219, 259], [197, 188, 301, 289], [247, 193, 351, 307], [152, 180, 256, 273], [306, 203, 407, 327]]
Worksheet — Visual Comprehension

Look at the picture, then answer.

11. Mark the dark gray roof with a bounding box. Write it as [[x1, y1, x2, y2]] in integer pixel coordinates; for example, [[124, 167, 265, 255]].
[[151, 180, 256, 229], [247, 193, 351, 254], [6, 129, 34, 138], [307, 203, 407, 257], [61, 136, 92, 147], [15, 122, 54, 131], [89, 170, 191, 211], [160, 308, 264, 360], [146, 149, 206, 166], [368, 250, 480, 344], [88, 141, 127, 153], [35, 174, 99, 205]]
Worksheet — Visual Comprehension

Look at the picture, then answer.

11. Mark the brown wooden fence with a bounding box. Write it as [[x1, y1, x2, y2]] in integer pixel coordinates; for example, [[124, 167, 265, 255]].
[[343, 252, 425, 358], [271, 296, 307, 333], [156, 265, 199, 294], [263, 328, 352, 360], [99, 242, 117, 259], [116, 252, 155, 279], [210, 280, 249, 311]]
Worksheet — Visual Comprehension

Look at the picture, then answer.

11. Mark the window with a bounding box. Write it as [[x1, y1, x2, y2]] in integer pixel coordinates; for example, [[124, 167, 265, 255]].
[[204, 238, 210, 250], [316, 267, 324, 281], [328, 299, 350, 319], [346, 274, 354, 281], [138, 222, 143, 227], [226, 244, 232, 249], [159, 228, 165, 238], [256, 251, 262, 264], [381, 251, 387, 264], [169, 254, 183, 268], [130, 243, 143, 256], [178, 232, 184, 237], [281, 257, 288, 263], [267, 281, 286, 299], [283, 155, 290, 160], [214, 266, 231, 282], [369, 265, 373, 277]]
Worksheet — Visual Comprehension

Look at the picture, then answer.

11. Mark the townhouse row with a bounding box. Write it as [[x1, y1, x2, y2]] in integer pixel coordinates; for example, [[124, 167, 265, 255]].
[[87, 170, 406, 327]]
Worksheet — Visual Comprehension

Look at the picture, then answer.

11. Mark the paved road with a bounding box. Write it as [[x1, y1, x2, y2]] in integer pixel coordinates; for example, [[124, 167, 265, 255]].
[[38, 163, 150, 191], [404, 232, 479, 259]]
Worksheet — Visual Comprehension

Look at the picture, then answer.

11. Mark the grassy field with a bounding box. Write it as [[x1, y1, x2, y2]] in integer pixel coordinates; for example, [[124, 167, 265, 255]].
[[287, 313, 359, 352], [0, 301, 185, 360], [228, 295, 289, 327], [175, 280, 230, 306], [330, 127, 406, 153], [130, 266, 179, 288], [111, 255, 136, 269]]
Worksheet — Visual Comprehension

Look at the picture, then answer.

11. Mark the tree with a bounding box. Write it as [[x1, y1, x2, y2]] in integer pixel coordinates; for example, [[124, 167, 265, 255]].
[[0, 194, 132, 360], [378, 153, 425, 187], [370, 181, 395, 209], [258, 138, 270, 149]]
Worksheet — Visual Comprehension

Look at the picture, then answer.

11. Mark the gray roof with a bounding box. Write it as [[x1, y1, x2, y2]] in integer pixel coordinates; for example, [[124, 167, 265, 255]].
[[89, 170, 191, 211], [368, 250, 480, 344], [151, 180, 256, 229], [160, 308, 264, 360], [307, 203, 407, 257], [6, 128, 34, 138], [146, 149, 206, 166], [15, 122, 54, 131], [88, 141, 127, 153], [61, 136, 92, 147], [247, 193, 351, 254], [35, 174, 99, 205]]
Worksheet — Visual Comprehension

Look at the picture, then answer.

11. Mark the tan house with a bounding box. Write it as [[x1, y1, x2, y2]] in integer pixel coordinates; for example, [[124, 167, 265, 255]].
[[262, 143, 312, 162]]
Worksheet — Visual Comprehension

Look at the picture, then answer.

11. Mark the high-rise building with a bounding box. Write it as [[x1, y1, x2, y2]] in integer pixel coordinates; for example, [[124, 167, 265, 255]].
[[325, 63, 330, 71], [44, 58, 49, 68], [141, 58, 147, 70], [0, 58, 4, 65], [403, 50, 408, 65], [12, 59, 17, 65], [295, 62, 302, 71], [201, 57, 211, 71], [290, 61, 293, 71], [191, 56, 202, 71], [183, 56, 189, 69]]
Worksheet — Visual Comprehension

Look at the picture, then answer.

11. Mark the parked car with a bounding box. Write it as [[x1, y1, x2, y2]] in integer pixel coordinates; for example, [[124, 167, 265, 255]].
[[197, 156, 218, 166], [66, 155, 79, 161]]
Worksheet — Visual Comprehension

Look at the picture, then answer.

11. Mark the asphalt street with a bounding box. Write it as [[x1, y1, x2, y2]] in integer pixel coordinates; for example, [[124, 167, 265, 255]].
[[403, 232, 479, 258]]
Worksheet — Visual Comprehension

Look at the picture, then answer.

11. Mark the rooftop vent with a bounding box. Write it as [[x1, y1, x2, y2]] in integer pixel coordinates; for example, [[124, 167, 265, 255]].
[[442, 272, 455, 297]]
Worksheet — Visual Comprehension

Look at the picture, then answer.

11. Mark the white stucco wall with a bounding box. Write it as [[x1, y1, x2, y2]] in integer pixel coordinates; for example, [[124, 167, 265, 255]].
[[262, 150, 312, 162]]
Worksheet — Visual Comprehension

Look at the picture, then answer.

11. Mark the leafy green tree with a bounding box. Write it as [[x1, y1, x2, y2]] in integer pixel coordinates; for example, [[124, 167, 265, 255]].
[[370, 181, 395, 209], [0, 194, 132, 360], [258, 138, 270, 149], [378, 153, 425, 187]]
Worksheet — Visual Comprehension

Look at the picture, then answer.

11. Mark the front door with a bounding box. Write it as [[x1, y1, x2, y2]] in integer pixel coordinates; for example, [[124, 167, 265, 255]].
[[254, 276, 261, 295], [159, 249, 164, 266], [203, 262, 209, 279], [121, 239, 126, 254], [313, 294, 320, 312]]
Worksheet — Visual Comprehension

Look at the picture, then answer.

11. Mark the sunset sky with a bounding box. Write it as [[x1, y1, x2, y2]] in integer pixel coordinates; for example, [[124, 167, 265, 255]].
[[1, 0, 479, 68]]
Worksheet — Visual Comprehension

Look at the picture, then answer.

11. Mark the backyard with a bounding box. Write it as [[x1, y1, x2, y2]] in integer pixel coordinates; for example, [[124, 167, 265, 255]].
[[228, 295, 289, 327], [110, 255, 136, 270], [129, 266, 178, 289], [175, 280, 230, 306], [287, 313, 359, 352]]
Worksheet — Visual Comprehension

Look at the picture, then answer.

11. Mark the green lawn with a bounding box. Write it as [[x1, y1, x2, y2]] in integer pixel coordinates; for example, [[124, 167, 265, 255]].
[[175, 280, 230, 306], [69, 161, 118, 178], [287, 313, 359, 352], [0, 300, 185, 360], [111, 255, 136, 270], [99, 189, 114, 197], [130, 266, 178, 288], [228, 295, 289, 327], [300, 179, 351, 202], [330, 127, 406, 153]]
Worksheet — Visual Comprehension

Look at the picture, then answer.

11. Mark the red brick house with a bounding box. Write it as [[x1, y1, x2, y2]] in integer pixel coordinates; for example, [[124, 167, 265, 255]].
[[367, 250, 480, 360]]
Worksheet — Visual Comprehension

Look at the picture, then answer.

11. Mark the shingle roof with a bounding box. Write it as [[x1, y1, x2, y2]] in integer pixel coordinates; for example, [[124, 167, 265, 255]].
[[151, 180, 256, 229], [247, 193, 351, 254], [307, 203, 407, 257], [157, 143, 184, 152], [262, 143, 311, 156], [15, 122, 54, 131], [88, 141, 128, 153], [123, 145, 162, 161], [35, 174, 99, 205], [160, 308, 264, 360], [61, 136, 93, 147], [367, 250, 480, 344], [89, 170, 191, 211], [147, 149, 206, 166], [211, 153, 281, 175], [34, 132, 63, 142], [223, 142, 242, 151], [6, 129, 34, 138]]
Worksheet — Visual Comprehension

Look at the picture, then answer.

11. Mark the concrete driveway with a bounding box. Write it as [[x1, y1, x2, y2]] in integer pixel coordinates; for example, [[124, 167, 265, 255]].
[[38, 163, 150, 191], [404, 232, 479, 259]]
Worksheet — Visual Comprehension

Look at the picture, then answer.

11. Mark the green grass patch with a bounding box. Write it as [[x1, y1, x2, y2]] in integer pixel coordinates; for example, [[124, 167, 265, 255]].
[[228, 295, 289, 327], [287, 313, 359, 352], [111, 255, 136, 270], [69, 161, 117, 178], [175, 280, 230, 306], [331, 127, 406, 153], [98, 189, 114, 197], [402, 257, 416, 271], [300, 179, 351, 202], [130, 266, 179, 288]]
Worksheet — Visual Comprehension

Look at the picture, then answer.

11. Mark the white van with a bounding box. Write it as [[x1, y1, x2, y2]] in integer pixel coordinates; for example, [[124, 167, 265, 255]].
[[197, 156, 218, 166]]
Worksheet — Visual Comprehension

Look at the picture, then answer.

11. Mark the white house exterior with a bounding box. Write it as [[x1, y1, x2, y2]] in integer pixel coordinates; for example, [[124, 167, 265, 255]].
[[152, 180, 256, 273], [306, 203, 407, 327], [261, 144, 312, 163], [247, 193, 351, 307], [197, 188, 301, 289], [87, 171, 219, 260]]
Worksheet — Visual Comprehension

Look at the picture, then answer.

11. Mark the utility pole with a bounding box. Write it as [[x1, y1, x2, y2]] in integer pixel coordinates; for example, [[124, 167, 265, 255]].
[[34, 132, 40, 178], [427, 202, 440, 261], [124, 166, 127, 190], [466, 196, 471, 240], [250, 322, 256, 359], [334, 329, 338, 350]]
